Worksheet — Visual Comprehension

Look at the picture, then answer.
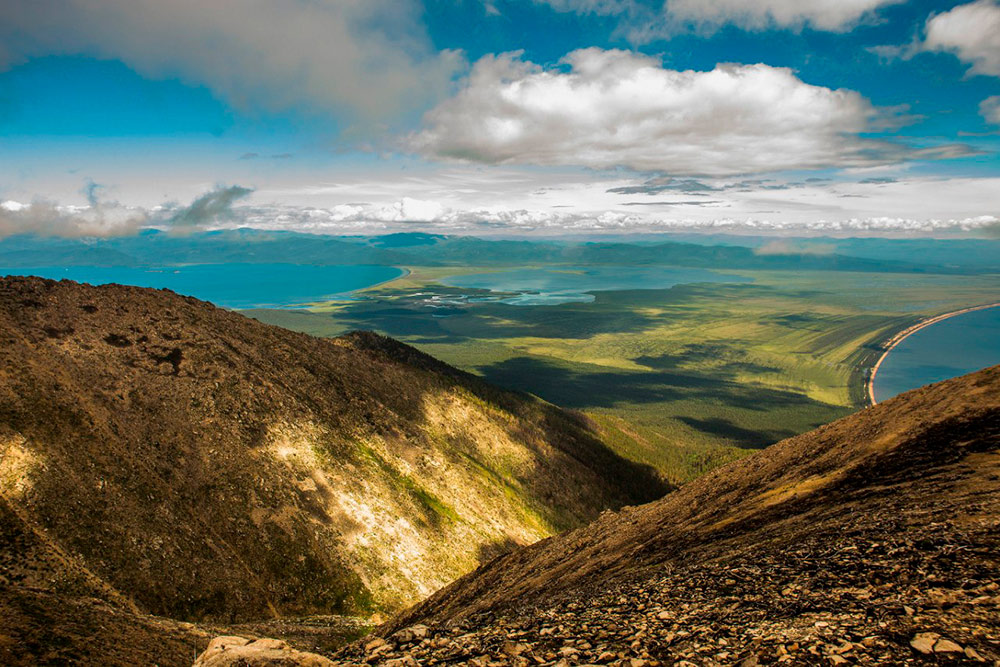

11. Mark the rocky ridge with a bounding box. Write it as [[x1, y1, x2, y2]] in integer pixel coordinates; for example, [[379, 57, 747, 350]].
[[327, 364, 1000, 666], [0, 276, 664, 665]]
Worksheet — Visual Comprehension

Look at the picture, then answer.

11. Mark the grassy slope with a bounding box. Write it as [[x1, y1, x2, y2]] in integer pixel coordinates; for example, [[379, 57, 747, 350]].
[[362, 364, 1000, 666], [0, 277, 664, 627], [247, 267, 1000, 485]]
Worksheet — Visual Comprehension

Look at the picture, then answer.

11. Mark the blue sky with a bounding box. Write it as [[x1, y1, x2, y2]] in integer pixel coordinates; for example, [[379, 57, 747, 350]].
[[0, 0, 998, 236]]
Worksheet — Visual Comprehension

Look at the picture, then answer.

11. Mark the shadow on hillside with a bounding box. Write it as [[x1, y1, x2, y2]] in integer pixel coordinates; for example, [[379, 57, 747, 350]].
[[327, 295, 663, 344], [475, 536, 521, 566], [677, 416, 796, 449], [476, 355, 817, 414], [635, 346, 781, 377], [344, 331, 672, 528]]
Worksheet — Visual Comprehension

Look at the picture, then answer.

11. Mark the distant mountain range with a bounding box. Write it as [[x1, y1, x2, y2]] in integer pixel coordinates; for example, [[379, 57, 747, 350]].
[[1, 229, 998, 273]]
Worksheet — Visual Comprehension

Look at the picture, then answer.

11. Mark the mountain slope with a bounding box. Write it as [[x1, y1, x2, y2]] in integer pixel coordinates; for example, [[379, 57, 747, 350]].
[[343, 364, 1000, 665], [0, 276, 664, 633]]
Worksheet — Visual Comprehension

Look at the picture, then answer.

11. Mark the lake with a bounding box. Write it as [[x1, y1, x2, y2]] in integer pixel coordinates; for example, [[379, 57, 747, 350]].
[[0, 264, 404, 309], [441, 266, 752, 305], [873, 305, 1000, 403]]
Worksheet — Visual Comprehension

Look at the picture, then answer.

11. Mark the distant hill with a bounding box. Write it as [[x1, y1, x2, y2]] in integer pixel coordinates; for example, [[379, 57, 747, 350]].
[[341, 364, 1000, 665], [0, 276, 664, 665], [1, 229, 991, 273]]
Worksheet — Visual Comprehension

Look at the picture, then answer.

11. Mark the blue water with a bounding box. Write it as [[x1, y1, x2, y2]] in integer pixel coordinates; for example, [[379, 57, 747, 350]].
[[441, 266, 751, 305], [0, 264, 404, 309], [874, 306, 1000, 403]]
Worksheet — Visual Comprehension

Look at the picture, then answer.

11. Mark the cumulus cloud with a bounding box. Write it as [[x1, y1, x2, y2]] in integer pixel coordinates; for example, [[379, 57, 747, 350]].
[[922, 0, 1000, 76], [319, 197, 447, 224], [0, 199, 145, 238], [410, 48, 914, 176], [981, 95, 1000, 124], [372, 197, 447, 222], [168, 185, 253, 229], [0, 185, 259, 238], [0, 0, 463, 124]]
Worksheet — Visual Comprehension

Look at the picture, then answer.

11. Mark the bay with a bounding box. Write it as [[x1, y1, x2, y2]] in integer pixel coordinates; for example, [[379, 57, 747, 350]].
[[0, 264, 404, 309], [873, 305, 1000, 402]]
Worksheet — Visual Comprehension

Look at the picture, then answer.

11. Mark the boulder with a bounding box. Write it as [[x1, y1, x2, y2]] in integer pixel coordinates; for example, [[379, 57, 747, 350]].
[[193, 635, 335, 666]]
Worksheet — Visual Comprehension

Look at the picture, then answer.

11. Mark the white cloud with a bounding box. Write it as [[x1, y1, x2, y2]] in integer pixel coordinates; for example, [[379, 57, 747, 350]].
[[537, 0, 902, 35], [233, 201, 1000, 235], [221, 171, 1000, 236], [923, 0, 1000, 76], [371, 197, 448, 223], [982, 95, 1000, 124], [665, 0, 904, 32], [0, 185, 255, 238], [410, 48, 911, 176], [0, 0, 463, 123], [0, 199, 145, 238], [8, 174, 1000, 238]]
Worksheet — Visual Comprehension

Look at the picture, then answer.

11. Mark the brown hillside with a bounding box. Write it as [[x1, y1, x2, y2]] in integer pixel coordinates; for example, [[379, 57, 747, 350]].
[[343, 364, 1000, 665], [0, 276, 665, 635]]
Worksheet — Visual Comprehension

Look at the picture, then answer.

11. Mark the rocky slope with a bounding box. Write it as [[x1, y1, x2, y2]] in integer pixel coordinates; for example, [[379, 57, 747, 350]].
[[0, 276, 664, 664], [334, 364, 1000, 665]]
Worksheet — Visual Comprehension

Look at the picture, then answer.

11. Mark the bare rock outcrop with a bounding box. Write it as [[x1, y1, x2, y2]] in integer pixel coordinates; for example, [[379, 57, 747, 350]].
[[194, 636, 335, 666]]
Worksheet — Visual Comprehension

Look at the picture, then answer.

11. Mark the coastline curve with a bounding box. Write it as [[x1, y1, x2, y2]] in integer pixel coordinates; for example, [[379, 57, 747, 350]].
[[866, 301, 1000, 406]]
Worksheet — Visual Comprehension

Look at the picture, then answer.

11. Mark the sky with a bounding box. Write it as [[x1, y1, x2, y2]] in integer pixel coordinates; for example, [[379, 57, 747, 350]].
[[0, 0, 999, 237]]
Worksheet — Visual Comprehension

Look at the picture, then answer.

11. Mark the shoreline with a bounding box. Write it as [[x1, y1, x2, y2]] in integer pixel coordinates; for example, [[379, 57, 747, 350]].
[[866, 301, 1000, 406], [295, 266, 412, 310], [353, 266, 412, 294]]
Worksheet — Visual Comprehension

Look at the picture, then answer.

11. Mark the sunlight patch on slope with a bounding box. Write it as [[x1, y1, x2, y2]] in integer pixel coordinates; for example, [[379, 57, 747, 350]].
[[262, 418, 545, 610], [0, 434, 42, 501]]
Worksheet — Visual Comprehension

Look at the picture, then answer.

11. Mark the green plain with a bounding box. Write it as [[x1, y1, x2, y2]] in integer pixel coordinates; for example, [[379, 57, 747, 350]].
[[247, 266, 1000, 485]]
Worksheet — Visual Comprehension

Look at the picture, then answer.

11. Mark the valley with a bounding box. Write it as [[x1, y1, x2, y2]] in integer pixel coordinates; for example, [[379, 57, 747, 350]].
[[346, 363, 1000, 665], [6, 231, 999, 485], [0, 276, 663, 664], [248, 258, 1000, 484], [1, 235, 999, 666], [0, 276, 998, 666]]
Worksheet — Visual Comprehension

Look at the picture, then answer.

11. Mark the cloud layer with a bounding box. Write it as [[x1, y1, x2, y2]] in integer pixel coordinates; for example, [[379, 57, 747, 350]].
[[0, 0, 463, 123], [665, 0, 905, 32], [411, 48, 907, 175], [537, 0, 904, 36], [923, 0, 1000, 76], [0, 199, 145, 238], [0, 185, 253, 239], [8, 171, 1000, 239]]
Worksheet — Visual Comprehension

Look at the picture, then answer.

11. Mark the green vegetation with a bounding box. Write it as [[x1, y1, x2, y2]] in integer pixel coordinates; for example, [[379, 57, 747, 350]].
[[344, 437, 461, 527], [1, 276, 669, 632], [248, 267, 1000, 485]]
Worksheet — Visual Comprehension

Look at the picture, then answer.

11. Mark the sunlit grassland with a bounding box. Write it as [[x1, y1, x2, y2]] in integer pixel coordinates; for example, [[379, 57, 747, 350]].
[[246, 267, 1000, 484]]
